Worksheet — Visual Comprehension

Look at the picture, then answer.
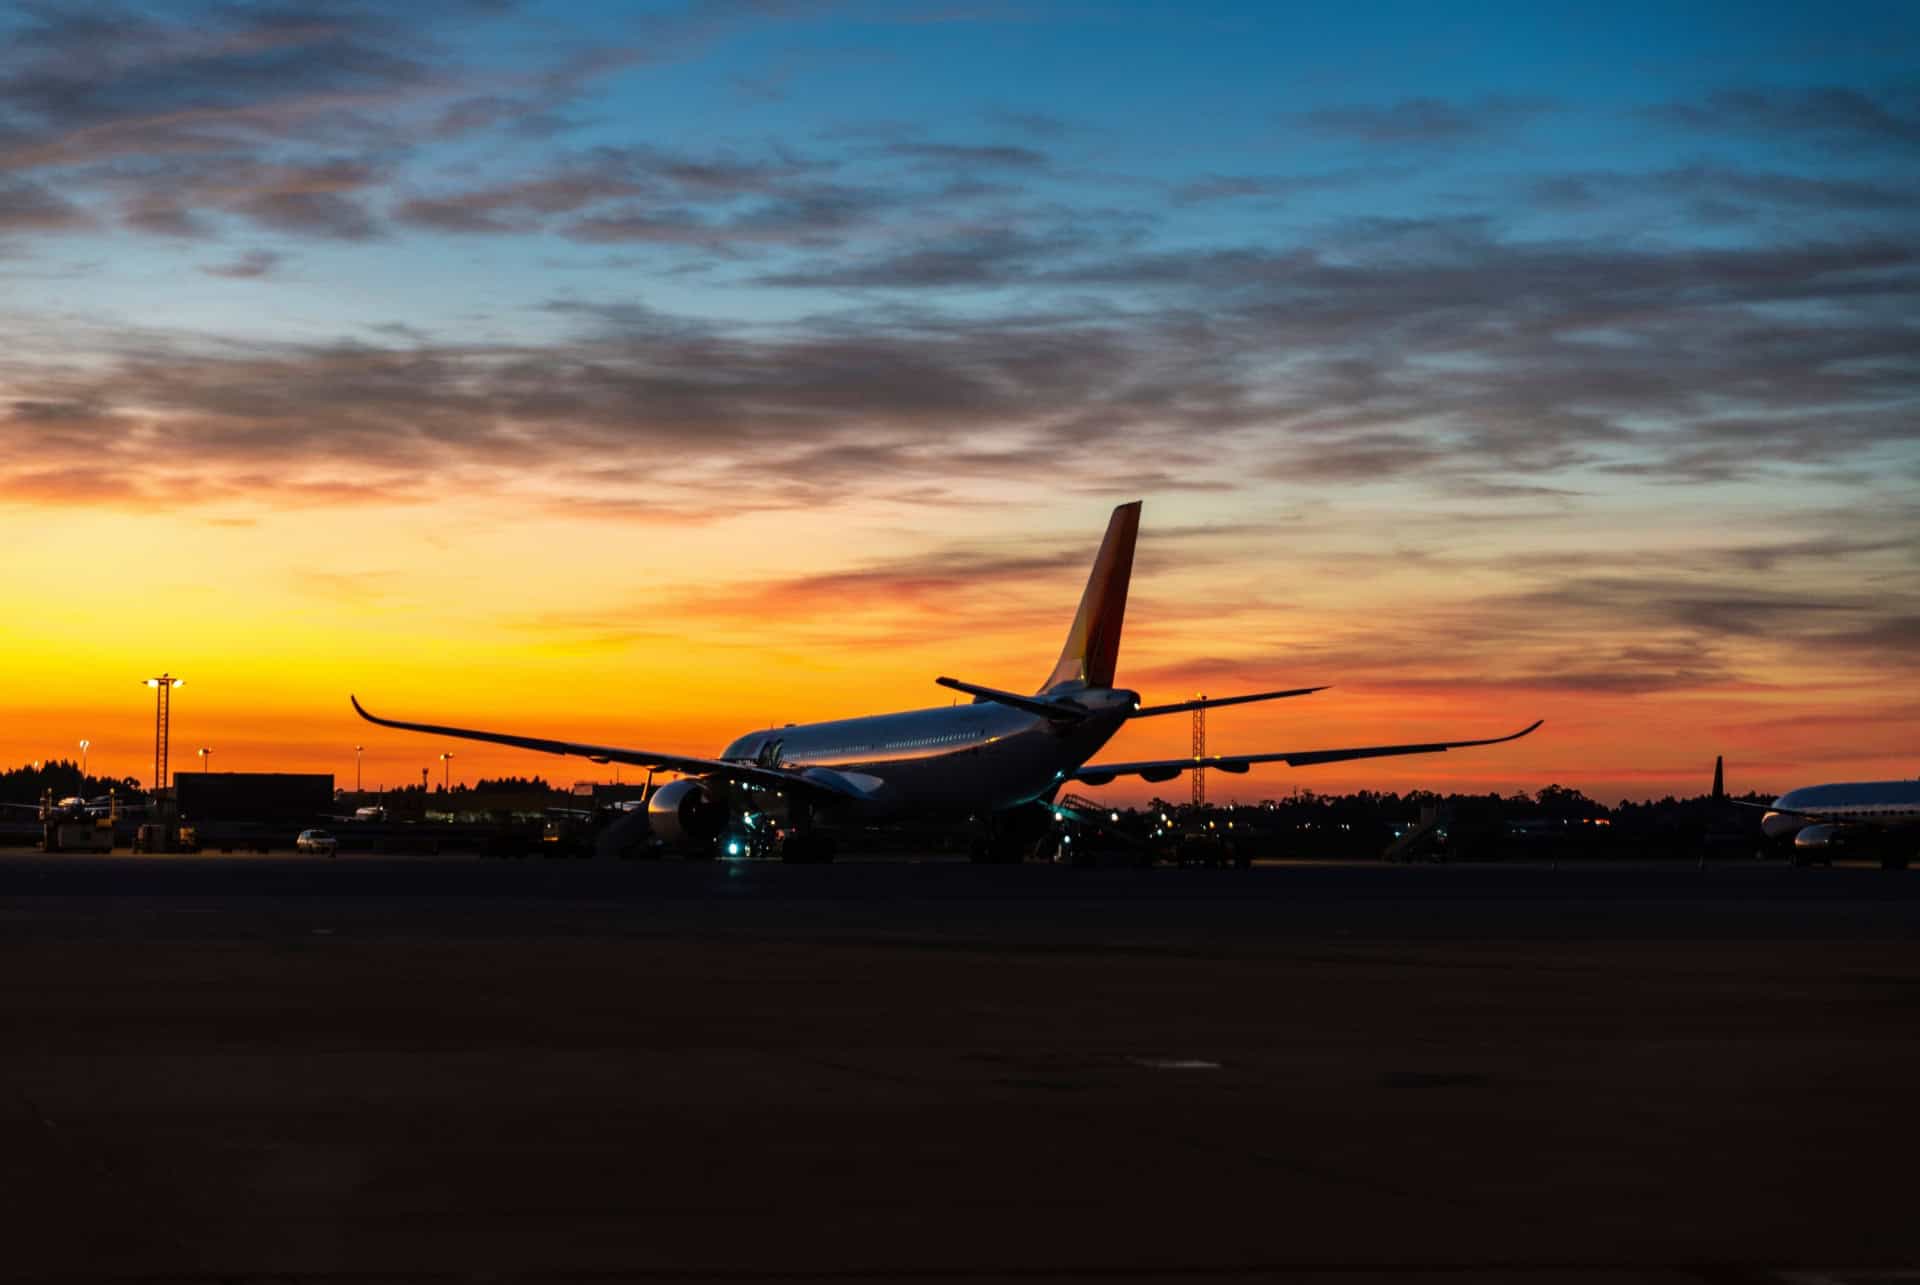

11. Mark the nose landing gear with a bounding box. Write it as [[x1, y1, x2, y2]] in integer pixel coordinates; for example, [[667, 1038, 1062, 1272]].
[[772, 798, 835, 863]]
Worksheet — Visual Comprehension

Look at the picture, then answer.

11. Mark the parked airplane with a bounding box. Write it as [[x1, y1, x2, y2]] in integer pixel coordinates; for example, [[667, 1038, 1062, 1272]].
[[0, 794, 143, 820], [353, 501, 1541, 861], [1741, 766, 1920, 869]]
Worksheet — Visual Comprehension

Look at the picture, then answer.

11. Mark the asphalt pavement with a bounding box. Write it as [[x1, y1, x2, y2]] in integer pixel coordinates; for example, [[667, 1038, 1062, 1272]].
[[0, 853, 1915, 1282]]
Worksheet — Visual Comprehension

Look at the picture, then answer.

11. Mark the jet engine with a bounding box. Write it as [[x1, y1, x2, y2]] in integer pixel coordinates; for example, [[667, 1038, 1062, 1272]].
[[647, 778, 724, 848], [1793, 823, 1842, 851], [1761, 810, 1807, 840]]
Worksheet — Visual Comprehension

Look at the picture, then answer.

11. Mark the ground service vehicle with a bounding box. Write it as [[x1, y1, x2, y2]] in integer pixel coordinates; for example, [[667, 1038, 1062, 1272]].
[[295, 828, 338, 856]]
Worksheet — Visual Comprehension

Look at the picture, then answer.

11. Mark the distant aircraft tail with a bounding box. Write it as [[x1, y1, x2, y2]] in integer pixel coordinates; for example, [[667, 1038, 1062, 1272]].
[[1040, 501, 1141, 692]]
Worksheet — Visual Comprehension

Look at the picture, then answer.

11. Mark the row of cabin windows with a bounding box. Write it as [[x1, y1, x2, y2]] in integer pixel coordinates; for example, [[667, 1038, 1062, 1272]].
[[799, 728, 984, 760]]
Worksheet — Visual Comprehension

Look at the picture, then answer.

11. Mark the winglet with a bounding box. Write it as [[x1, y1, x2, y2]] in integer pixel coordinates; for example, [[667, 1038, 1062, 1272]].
[[1497, 718, 1543, 745], [352, 695, 414, 733]]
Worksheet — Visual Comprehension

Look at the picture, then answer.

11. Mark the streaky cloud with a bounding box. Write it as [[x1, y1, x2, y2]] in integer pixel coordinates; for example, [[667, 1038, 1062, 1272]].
[[1296, 95, 1554, 144], [1643, 85, 1920, 146]]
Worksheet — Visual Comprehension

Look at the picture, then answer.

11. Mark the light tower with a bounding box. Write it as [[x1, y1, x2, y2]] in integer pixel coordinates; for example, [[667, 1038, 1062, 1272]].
[[1191, 695, 1206, 809], [142, 673, 184, 793], [197, 746, 213, 773], [78, 739, 89, 784], [439, 751, 455, 792], [355, 745, 364, 793]]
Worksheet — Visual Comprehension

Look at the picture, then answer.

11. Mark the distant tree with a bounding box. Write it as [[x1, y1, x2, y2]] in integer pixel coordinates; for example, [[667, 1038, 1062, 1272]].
[[0, 760, 144, 805], [472, 775, 554, 792], [1536, 784, 1604, 819]]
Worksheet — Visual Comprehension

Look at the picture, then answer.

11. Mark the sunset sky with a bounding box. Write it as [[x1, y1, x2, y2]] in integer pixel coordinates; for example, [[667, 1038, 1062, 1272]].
[[2, 0, 1915, 804]]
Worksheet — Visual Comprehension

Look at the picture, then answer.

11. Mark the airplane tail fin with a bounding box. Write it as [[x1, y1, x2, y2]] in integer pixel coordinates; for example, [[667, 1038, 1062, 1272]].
[[1040, 501, 1141, 693]]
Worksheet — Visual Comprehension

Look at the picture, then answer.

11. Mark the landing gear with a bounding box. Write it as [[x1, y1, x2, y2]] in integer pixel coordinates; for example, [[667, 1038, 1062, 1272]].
[[773, 798, 835, 863]]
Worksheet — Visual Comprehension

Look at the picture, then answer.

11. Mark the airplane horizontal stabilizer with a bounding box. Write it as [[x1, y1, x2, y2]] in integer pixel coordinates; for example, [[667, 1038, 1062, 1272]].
[[935, 676, 1087, 721], [1068, 720, 1544, 787], [1130, 686, 1329, 718]]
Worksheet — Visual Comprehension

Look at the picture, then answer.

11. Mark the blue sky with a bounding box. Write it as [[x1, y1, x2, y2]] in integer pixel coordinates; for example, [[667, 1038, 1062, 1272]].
[[7, 0, 1917, 338]]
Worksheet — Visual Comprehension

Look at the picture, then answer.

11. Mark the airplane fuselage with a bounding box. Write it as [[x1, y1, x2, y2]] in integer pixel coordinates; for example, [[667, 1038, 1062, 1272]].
[[1762, 780, 1920, 840], [718, 687, 1138, 817]]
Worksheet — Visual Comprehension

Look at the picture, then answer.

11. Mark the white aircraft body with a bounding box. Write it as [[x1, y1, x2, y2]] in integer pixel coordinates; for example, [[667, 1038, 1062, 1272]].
[[0, 794, 138, 820], [1757, 780, 1920, 869], [353, 502, 1541, 861]]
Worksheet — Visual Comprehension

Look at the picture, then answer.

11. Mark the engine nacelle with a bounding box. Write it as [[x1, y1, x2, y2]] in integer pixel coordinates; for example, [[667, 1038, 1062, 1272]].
[[1760, 810, 1806, 840], [1793, 823, 1843, 850], [647, 778, 723, 848]]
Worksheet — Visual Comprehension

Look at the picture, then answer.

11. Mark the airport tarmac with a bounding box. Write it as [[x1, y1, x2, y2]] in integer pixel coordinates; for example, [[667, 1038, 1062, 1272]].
[[1, 854, 1916, 1283]]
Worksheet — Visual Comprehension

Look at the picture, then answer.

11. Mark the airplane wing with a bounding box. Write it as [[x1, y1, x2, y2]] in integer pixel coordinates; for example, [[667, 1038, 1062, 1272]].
[[349, 697, 867, 802], [1068, 720, 1544, 786]]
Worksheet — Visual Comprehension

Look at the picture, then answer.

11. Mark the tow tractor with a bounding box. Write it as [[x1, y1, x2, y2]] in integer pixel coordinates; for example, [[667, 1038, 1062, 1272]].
[[719, 810, 790, 861]]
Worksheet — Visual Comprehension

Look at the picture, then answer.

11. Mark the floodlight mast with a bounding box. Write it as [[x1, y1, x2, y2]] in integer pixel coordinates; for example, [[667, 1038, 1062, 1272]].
[[1191, 696, 1206, 808], [142, 673, 184, 793]]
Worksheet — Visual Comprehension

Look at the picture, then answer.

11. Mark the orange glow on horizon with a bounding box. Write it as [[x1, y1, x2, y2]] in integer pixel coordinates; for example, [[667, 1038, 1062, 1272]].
[[3, 493, 1912, 807]]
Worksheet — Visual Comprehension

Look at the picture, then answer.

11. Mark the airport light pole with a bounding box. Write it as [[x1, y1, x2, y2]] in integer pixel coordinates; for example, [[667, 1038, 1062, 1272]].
[[197, 746, 213, 773], [440, 752, 454, 792], [78, 739, 89, 785], [354, 745, 364, 793], [143, 674, 184, 793]]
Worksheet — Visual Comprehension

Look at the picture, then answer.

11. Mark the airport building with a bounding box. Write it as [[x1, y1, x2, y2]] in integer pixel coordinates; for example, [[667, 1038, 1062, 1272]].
[[175, 771, 333, 832]]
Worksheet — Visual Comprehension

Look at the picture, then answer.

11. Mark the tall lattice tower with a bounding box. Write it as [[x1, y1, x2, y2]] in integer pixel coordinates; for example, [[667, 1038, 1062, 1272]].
[[1191, 695, 1206, 808], [144, 673, 183, 793]]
